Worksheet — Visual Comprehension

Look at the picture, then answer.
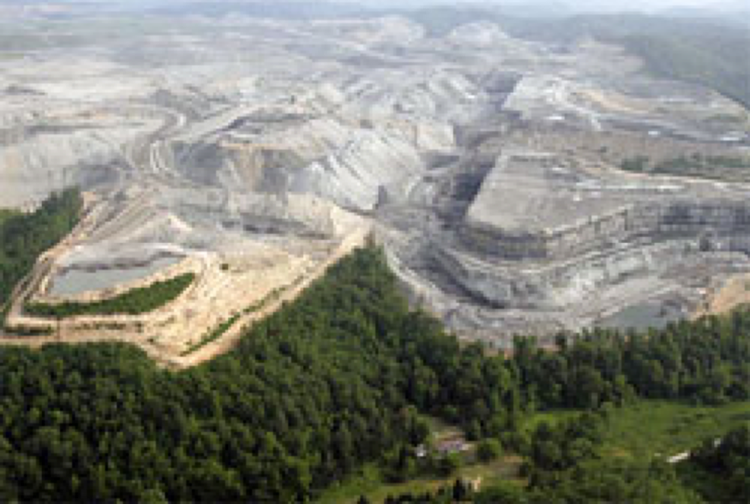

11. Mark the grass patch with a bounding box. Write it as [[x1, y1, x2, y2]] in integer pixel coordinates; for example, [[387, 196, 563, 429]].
[[26, 273, 194, 318], [529, 399, 750, 461], [180, 284, 291, 356], [2, 325, 54, 336], [522, 408, 581, 431], [0, 209, 18, 227], [181, 312, 240, 356], [317, 457, 522, 504], [600, 400, 750, 460], [242, 286, 286, 316]]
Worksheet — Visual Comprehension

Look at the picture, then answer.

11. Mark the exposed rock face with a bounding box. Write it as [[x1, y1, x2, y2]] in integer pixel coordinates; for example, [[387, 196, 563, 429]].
[[463, 153, 750, 261], [0, 125, 132, 206]]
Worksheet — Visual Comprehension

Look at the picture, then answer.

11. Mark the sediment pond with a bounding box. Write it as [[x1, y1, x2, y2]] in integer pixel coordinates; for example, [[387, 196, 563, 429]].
[[50, 256, 180, 297], [597, 300, 685, 332]]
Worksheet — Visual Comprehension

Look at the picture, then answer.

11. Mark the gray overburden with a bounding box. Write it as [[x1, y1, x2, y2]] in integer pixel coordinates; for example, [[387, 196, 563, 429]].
[[1, 9, 749, 354]]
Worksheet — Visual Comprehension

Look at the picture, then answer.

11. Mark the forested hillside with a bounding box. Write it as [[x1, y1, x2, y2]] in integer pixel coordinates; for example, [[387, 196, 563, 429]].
[[0, 189, 81, 324], [619, 27, 750, 109], [506, 14, 750, 110]]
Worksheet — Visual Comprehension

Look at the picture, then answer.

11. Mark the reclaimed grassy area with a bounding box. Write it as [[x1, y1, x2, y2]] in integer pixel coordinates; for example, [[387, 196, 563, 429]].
[[181, 285, 289, 355], [26, 272, 194, 318], [181, 312, 240, 356]]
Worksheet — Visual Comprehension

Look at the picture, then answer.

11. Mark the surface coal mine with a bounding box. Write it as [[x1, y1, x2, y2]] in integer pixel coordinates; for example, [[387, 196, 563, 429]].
[[2, 11, 750, 360]]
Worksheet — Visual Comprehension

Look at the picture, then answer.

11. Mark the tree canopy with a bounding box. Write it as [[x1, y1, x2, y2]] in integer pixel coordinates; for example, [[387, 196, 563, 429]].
[[0, 189, 81, 323]]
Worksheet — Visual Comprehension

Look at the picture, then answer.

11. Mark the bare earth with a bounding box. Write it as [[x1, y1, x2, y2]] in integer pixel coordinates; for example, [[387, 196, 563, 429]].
[[1, 11, 750, 360]]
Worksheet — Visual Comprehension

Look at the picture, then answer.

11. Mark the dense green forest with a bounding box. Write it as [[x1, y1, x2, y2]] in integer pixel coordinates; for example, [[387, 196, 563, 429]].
[[0, 189, 81, 324], [26, 272, 195, 318], [0, 240, 748, 502]]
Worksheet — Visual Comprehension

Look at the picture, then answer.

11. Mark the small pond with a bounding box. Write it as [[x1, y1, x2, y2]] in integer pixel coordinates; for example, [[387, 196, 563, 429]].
[[50, 256, 180, 297], [596, 300, 685, 332]]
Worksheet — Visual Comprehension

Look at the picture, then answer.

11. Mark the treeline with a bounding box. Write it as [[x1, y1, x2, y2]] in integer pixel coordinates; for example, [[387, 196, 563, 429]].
[[0, 244, 748, 501], [26, 272, 195, 318], [399, 313, 749, 442], [0, 189, 81, 322], [512, 317, 750, 411]]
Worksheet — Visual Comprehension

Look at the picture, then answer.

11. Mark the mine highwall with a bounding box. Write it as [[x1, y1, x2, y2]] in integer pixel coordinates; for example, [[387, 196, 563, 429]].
[[462, 201, 750, 261]]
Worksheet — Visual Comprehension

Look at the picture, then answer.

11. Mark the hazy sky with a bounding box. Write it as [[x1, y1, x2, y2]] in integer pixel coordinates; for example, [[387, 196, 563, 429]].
[[346, 0, 731, 4], [560, 0, 736, 9], [7, 0, 741, 15], [26, 0, 736, 5], [382, 0, 739, 10]]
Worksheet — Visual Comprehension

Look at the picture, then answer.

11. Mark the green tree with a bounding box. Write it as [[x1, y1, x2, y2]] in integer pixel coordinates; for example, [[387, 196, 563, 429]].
[[437, 453, 461, 477], [476, 438, 502, 462]]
